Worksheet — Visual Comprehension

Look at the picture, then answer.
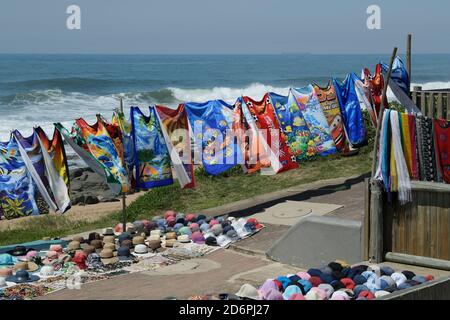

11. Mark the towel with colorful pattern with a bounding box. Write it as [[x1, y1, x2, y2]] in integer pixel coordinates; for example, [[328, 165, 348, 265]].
[[434, 119, 450, 183]]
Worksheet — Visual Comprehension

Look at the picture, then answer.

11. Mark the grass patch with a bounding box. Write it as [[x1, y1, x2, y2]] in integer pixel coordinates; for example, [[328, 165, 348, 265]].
[[0, 111, 376, 246]]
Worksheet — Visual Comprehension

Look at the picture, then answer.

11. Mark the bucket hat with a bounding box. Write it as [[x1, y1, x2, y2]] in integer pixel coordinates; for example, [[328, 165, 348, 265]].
[[72, 236, 85, 244], [102, 228, 115, 237], [117, 246, 135, 261], [236, 284, 261, 300], [6, 269, 40, 283], [0, 253, 18, 267], [205, 236, 218, 246], [150, 229, 162, 237], [121, 239, 133, 249], [258, 279, 278, 299], [165, 232, 177, 240], [211, 224, 223, 236], [72, 252, 87, 269], [7, 246, 34, 257], [265, 289, 284, 300], [14, 261, 39, 272], [132, 236, 145, 246], [192, 232, 205, 244], [185, 214, 197, 223], [164, 210, 176, 219], [226, 229, 239, 241], [66, 241, 81, 252], [83, 245, 96, 256], [189, 223, 200, 232], [99, 249, 118, 265], [48, 245, 63, 255], [282, 285, 302, 300], [103, 243, 117, 251], [134, 244, 148, 255], [103, 236, 115, 244], [148, 234, 161, 242], [148, 240, 162, 250], [165, 239, 178, 248], [178, 226, 192, 236], [177, 235, 191, 243], [42, 251, 60, 265], [90, 239, 103, 250]]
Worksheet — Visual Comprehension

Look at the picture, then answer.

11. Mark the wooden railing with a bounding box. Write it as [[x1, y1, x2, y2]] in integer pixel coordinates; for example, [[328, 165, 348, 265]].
[[411, 86, 450, 120]]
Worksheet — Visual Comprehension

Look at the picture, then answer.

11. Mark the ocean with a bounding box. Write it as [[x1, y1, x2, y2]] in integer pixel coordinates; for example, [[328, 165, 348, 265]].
[[1, 53, 450, 144]]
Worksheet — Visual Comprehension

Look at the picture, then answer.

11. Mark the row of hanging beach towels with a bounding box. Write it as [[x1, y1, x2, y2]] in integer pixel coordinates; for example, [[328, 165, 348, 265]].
[[0, 57, 441, 220]]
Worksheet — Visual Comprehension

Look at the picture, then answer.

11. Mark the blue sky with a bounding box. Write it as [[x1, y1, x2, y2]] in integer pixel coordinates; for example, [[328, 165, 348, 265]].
[[1, 0, 449, 54]]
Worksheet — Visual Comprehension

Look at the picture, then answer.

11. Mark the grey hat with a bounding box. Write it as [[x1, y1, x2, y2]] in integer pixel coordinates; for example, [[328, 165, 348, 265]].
[[226, 229, 239, 240]]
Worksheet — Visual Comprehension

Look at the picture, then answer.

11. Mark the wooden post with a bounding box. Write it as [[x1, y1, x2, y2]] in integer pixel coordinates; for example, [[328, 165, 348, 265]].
[[406, 34, 412, 97], [412, 86, 422, 107], [371, 47, 398, 178], [363, 178, 371, 261], [369, 181, 383, 263], [120, 97, 127, 233]]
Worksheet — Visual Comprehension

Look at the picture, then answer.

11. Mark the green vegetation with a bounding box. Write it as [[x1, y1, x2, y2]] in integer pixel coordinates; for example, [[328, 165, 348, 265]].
[[0, 111, 376, 246]]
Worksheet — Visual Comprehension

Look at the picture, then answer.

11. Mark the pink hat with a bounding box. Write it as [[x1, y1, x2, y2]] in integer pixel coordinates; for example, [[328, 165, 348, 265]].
[[258, 279, 278, 300], [189, 223, 200, 232], [288, 293, 306, 300], [142, 220, 151, 228], [265, 289, 283, 300], [166, 216, 176, 227], [49, 245, 63, 254], [209, 219, 219, 227], [185, 214, 196, 222], [164, 210, 176, 219], [114, 223, 123, 233], [308, 287, 327, 300], [296, 271, 311, 281], [18, 250, 38, 261], [43, 251, 59, 265], [191, 231, 205, 244]]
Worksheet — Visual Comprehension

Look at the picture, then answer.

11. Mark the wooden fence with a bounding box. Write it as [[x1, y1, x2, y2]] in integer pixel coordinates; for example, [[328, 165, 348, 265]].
[[412, 86, 450, 120]]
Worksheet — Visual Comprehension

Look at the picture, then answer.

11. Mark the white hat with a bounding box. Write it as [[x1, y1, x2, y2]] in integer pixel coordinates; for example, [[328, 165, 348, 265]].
[[216, 235, 232, 247], [177, 235, 191, 243], [150, 230, 161, 237], [134, 244, 148, 254], [391, 272, 407, 286], [367, 264, 381, 277], [374, 290, 390, 298], [235, 284, 261, 300], [147, 234, 161, 242]]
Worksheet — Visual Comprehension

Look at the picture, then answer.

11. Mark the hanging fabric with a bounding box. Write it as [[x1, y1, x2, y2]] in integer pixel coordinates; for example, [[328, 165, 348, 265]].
[[231, 98, 277, 174], [353, 74, 378, 127], [0, 136, 40, 219], [290, 86, 337, 156], [155, 104, 195, 189], [184, 100, 242, 176], [269, 92, 317, 161], [111, 109, 135, 170], [73, 116, 129, 194], [398, 114, 419, 180], [130, 106, 173, 189], [313, 82, 348, 152], [434, 119, 450, 183], [389, 110, 412, 204], [380, 57, 422, 115], [374, 109, 392, 196], [333, 74, 367, 148], [416, 115, 441, 182], [12, 130, 57, 213], [362, 64, 387, 117], [34, 127, 71, 213], [242, 94, 298, 173]]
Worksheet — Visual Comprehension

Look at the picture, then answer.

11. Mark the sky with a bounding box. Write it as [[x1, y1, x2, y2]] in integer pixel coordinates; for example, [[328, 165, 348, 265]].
[[0, 0, 449, 54]]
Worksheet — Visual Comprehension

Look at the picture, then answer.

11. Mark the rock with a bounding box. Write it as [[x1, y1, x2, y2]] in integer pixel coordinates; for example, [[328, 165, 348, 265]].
[[72, 195, 85, 205], [85, 195, 100, 205], [99, 196, 120, 203]]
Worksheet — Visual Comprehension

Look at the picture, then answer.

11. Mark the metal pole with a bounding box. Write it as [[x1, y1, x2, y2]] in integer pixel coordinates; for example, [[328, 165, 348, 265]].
[[371, 47, 398, 178], [120, 97, 127, 233], [406, 34, 412, 97]]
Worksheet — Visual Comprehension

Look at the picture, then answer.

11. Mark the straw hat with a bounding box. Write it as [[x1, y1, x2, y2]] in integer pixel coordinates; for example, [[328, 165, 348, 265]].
[[177, 235, 191, 243], [103, 243, 117, 251], [0, 268, 13, 277], [165, 239, 177, 248], [66, 241, 81, 252], [132, 236, 145, 246], [165, 232, 177, 240], [14, 261, 39, 273], [99, 249, 118, 265], [90, 240, 103, 250], [148, 240, 161, 251], [147, 234, 160, 242], [83, 245, 96, 256], [103, 236, 115, 244], [150, 229, 161, 237], [72, 236, 85, 244], [102, 228, 115, 237]]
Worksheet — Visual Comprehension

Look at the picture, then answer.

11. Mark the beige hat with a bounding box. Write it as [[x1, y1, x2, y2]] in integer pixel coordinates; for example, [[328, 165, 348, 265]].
[[165, 232, 177, 240], [165, 239, 177, 248], [83, 245, 96, 256], [148, 240, 161, 251], [102, 228, 115, 236], [72, 236, 85, 243], [13, 261, 39, 272], [103, 243, 117, 251], [177, 234, 191, 243], [147, 234, 160, 242], [103, 236, 115, 244], [66, 241, 81, 252], [132, 236, 145, 246], [150, 229, 161, 237], [99, 249, 118, 264]]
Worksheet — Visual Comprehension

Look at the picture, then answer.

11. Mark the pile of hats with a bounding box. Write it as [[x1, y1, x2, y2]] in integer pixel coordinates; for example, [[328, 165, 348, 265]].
[[227, 261, 435, 301], [114, 210, 264, 249]]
